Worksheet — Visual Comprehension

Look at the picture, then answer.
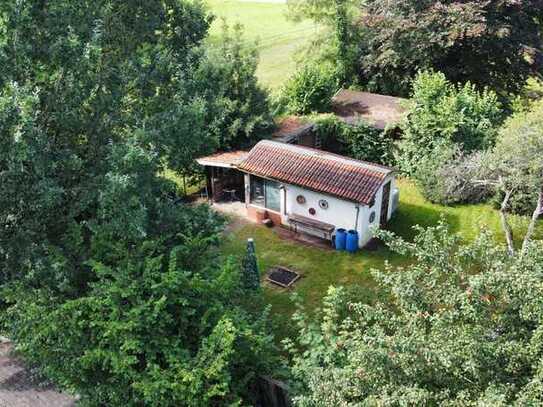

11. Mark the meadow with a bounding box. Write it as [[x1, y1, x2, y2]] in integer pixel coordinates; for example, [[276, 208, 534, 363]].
[[206, 0, 320, 89]]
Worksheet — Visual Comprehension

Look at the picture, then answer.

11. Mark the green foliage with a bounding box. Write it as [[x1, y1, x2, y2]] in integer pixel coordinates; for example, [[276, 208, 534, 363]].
[[398, 71, 502, 202], [356, 0, 543, 96], [0, 1, 277, 404], [241, 239, 260, 291], [193, 23, 274, 151], [287, 0, 360, 86], [484, 101, 543, 220], [313, 114, 394, 165], [286, 223, 543, 405], [0, 0, 215, 287], [276, 63, 339, 115], [509, 78, 543, 114], [289, 0, 543, 97], [2, 235, 276, 406]]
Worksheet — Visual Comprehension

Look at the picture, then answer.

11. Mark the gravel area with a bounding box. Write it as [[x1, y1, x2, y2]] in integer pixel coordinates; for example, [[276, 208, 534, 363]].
[[0, 340, 76, 407]]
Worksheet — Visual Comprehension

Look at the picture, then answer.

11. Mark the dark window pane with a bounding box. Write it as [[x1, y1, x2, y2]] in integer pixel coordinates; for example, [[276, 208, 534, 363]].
[[250, 176, 265, 207]]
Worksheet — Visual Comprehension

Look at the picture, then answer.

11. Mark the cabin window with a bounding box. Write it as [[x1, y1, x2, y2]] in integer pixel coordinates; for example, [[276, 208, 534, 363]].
[[250, 176, 280, 212]]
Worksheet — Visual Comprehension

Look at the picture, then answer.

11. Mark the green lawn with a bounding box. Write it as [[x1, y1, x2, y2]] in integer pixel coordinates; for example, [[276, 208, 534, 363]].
[[205, 0, 320, 89], [221, 179, 543, 339]]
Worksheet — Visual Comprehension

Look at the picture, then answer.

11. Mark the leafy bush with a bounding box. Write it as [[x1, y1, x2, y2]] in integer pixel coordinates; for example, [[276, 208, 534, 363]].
[[313, 114, 394, 166], [276, 63, 339, 115], [413, 144, 493, 205], [398, 71, 503, 203], [286, 223, 543, 405], [399, 71, 502, 175], [2, 233, 276, 406], [491, 188, 541, 217]]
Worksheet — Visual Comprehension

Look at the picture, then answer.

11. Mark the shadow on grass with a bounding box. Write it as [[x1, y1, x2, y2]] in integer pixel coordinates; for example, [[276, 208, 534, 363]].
[[388, 202, 460, 241]]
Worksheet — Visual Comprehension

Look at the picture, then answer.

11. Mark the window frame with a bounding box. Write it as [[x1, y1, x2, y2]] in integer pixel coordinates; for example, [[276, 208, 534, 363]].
[[249, 175, 281, 213]]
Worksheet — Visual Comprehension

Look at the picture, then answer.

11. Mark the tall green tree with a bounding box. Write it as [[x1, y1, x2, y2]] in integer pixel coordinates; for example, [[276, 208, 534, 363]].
[[397, 71, 502, 203], [287, 0, 359, 84], [470, 101, 543, 256], [0, 1, 277, 404], [357, 0, 543, 96], [192, 23, 274, 151], [0, 0, 213, 288], [290, 0, 543, 97], [286, 223, 543, 405]]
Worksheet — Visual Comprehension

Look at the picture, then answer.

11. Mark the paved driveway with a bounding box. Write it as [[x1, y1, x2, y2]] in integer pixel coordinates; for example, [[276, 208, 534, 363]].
[[0, 340, 76, 407]]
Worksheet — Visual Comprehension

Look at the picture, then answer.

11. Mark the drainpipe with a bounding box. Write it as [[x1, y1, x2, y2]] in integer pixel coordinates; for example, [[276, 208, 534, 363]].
[[280, 185, 287, 217], [354, 204, 360, 231]]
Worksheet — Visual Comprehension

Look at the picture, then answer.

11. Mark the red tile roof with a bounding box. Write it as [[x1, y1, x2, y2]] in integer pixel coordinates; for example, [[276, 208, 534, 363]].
[[237, 140, 393, 204], [331, 89, 406, 129], [196, 150, 249, 168]]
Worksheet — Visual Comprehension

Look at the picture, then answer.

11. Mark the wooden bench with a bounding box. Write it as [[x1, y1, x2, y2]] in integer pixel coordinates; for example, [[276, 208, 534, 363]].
[[287, 213, 335, 241]]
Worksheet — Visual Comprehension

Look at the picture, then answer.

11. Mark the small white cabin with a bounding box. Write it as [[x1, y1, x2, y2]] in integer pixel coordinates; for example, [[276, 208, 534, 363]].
[[197, 140, 399, 248]]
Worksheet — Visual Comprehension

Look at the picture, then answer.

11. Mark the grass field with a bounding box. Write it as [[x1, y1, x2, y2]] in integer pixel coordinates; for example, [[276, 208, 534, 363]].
[[206, 0, 320, 89], [221, 179, 543, 339]]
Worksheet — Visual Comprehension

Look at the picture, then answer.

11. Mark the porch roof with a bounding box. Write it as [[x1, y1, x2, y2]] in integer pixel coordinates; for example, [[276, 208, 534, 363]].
[[196, 150, 249, 169]]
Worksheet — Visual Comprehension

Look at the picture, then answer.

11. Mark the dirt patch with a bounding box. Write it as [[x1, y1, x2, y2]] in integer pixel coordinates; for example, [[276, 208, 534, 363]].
[[0, 339, 76, 406]]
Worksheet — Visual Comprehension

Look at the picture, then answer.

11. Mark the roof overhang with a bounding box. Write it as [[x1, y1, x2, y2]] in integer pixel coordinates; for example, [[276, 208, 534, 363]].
[[196, 151, 249, 169]]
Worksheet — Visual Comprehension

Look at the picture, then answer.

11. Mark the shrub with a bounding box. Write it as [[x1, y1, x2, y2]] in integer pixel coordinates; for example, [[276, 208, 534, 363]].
[[397, 71, 503, 203], [277, 63, 339, 115], [415, 147, 493, 205], [313, 115, 394, 166], [491, 187, 541, 217], [398, 71, 503, 177]]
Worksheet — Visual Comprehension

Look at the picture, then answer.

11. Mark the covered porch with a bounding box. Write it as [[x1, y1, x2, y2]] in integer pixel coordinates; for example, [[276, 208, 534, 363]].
[[196, 151, 248, 203]]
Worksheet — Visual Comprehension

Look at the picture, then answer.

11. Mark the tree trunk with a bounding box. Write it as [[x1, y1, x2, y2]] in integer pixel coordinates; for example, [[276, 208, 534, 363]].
[[500, 189, 515, 256], [521, 186, 543, 257]]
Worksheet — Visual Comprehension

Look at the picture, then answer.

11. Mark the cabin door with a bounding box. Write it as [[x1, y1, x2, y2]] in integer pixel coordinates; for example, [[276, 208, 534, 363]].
[[380, 181, 391, 227]]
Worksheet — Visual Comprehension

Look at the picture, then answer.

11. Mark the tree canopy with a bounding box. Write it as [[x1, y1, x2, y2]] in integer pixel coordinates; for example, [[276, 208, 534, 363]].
[[287, 224, 543, 405], [289, 0, 543, 97], [0, 1, 276, 404]]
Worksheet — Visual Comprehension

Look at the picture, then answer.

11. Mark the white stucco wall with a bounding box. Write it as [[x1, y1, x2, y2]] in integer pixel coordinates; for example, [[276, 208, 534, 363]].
[[245, 173, 397, 248]]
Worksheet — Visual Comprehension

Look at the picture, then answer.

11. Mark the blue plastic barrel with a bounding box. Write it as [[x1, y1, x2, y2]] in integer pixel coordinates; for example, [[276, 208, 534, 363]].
[[346, 230, 359, 253], [335, 228, 347, 251]]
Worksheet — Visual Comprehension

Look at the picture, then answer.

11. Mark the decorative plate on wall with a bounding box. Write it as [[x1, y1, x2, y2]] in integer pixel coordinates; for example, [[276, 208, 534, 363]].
[[296, 195, 306, 204], [318, 199, 329, 210], [308, 207, 316, 216], [369, 211, 376, 223]]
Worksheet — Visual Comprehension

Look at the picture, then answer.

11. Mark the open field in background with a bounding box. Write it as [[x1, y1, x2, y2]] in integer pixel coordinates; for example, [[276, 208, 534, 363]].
[[206, 0, 321, 89], [220, 179, 543, 340]]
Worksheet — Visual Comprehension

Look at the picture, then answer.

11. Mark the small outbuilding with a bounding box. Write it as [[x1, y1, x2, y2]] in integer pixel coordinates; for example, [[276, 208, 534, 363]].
[[331, 89, 406, 130], [197, 140, 399, 248]]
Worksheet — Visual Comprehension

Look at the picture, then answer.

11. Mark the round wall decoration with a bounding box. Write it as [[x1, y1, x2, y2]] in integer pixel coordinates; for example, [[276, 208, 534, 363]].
[[318, 199, 329, 210], [308, 207, 316, 216], [296, 195, 306, 204], [369, 211, 376, 223]]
